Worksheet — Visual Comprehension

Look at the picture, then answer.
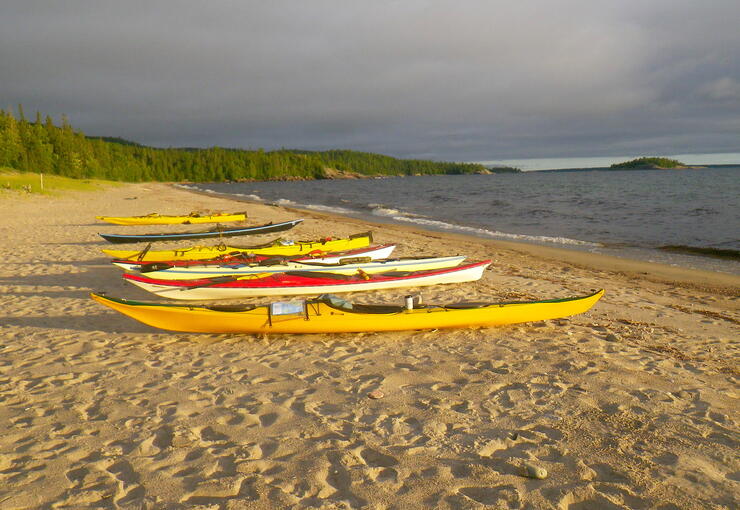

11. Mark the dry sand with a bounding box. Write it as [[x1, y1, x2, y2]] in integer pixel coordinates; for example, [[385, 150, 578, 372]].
[[1, 182, 738, 510]]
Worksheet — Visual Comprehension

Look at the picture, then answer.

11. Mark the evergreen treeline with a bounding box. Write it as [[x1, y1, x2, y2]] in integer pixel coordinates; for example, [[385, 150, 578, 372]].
[[0, 108, 487, 182]]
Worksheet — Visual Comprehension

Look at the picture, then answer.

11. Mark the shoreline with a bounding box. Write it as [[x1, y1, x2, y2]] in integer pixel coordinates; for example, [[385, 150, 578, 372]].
[[182, 184, 740, 296], [1, 182, 737, 509]]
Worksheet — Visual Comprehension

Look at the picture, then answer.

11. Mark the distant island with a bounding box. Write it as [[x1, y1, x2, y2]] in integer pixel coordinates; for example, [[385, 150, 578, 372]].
[[484, 165, 522, 174], [610, 157, 701, 170]]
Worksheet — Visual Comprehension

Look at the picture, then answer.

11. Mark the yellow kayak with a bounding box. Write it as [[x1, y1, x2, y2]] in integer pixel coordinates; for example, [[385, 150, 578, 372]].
[[101, 232, 374, 261], [96, 211, 247, 225], [90, 289, 604, 334]]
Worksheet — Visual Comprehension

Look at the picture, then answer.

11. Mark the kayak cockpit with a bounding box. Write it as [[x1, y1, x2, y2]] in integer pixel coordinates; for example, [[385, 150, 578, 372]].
[[316, 294, 406, 314]]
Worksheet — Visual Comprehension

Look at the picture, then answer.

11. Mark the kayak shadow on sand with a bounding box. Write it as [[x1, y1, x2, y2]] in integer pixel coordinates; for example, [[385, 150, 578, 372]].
[[0, 264, 129, 292], [5, 257, 113, 267], [6, 289, 94, 299], [1, 313, 163, 334], [42, 240, 110, 246]]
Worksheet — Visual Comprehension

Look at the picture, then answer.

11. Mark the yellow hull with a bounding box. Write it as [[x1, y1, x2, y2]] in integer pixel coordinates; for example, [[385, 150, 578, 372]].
[[96, 212, 246, 225], [101, 233, 373, 261], [91, 289, 604, 334]]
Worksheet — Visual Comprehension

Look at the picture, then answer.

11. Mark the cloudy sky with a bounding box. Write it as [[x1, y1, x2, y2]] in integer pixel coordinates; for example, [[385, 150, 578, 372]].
[[1, 1, 738, 162]]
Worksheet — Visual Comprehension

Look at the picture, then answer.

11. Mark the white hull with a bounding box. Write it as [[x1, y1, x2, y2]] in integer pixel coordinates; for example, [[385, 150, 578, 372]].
[[127, 255, 465, 280], [125, 262, 489, 300], [112, 245, 396, 272]]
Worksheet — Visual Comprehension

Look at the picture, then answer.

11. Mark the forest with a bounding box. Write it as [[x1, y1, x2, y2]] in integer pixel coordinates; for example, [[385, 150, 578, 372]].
[[0, 108, 487, 182]]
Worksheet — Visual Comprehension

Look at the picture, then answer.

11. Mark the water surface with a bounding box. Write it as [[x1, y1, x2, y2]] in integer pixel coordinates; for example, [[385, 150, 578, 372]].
[[188, 167, 740, 274]]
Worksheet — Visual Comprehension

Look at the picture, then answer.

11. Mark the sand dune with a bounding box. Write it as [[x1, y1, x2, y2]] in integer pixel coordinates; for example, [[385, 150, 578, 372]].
[[1, 183, 737, 509]]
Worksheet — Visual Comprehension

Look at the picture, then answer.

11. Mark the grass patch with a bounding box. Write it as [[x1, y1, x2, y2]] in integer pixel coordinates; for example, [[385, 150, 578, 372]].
[[0, 168, 123, 196]]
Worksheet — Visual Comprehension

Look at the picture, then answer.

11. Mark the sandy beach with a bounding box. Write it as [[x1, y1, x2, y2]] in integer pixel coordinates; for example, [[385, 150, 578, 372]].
[[1, 182, 738, 509]]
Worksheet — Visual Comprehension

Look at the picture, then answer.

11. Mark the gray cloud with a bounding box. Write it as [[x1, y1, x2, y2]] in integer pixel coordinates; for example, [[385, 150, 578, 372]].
[[1, 0, 738, 160]]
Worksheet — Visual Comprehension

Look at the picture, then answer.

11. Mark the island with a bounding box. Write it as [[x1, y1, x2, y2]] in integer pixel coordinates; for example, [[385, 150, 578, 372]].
[[610, 157, 702, 170], [484, 165, 522, 174]]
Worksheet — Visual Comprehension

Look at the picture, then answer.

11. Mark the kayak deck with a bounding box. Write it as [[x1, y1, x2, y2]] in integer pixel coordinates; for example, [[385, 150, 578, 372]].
[[101, 232, 374, 261], [96, 212, 247, 225]]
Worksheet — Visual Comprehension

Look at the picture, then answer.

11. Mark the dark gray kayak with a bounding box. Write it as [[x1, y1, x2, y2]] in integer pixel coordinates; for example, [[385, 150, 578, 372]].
[[99, 219, 303, 244]]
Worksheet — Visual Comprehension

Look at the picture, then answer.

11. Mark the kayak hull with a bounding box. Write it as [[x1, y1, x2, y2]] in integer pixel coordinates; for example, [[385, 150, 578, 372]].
[[99, 219, 302, 244], [101, 232, 373, 261], [123, 261, 491, 300], [96, 212, 247, 225], [90, 289, 604, 334]]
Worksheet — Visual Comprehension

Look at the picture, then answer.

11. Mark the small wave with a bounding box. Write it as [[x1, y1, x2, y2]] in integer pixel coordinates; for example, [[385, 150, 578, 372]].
[[489, 199, 510, 207], [304, 204, 356, 215], [370, 205, 425, 218], [658, 245, 740, 260], [385, 215, 599, 247], [266, 198, 356, 216], [687, 208, 718, 217], [372, 207, 403, 217], [233, 193, 262, 201], [273, 198, 296, 206]]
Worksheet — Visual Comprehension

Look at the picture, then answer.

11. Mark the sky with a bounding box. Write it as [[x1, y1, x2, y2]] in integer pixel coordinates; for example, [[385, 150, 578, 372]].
[[1, 1, 739, 162]]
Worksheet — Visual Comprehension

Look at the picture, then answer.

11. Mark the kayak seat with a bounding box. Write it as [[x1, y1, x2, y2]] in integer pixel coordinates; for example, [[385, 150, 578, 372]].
[[205, 304, 258, 312], [375, 271, 414, 278], [350, 303, 406, 314], [317, 294, 353, 309], [350, 231, 373, 241], [316, 294, 404, 314], [258, 257, 290, 266], [300, 256, 373, 267], [284, 271, 356, 280], [443, 302, 492, 309]]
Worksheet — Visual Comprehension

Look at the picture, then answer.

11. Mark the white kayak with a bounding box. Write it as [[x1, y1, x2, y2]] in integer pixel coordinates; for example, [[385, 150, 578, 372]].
[[121, 254, 467, 280]]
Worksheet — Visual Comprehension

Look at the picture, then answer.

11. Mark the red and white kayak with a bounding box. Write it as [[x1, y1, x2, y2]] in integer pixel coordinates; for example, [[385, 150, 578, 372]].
[[122, 260, 491, 300], [111, 244, 397, 272]]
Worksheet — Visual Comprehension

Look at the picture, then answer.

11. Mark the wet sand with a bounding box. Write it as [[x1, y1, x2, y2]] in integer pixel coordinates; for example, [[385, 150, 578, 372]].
[[1, 182, 738, 509]]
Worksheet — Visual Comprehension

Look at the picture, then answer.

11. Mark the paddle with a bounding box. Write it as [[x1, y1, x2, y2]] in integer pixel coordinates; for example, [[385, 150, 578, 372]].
[[179, 272, 274, 290], [133, 243, 152, 261], [298, 256, 373, 267], [182, 275, 241, 289]]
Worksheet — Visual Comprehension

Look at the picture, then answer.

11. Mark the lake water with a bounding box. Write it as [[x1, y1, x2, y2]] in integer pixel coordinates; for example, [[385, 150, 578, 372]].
[[186, 167, 740, 275]]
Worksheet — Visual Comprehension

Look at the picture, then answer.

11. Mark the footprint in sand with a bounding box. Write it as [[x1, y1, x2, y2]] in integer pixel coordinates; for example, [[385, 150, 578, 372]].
[[456, 485, 521, 508], [359, 447, 398, 468], [197, 425, 229, 443]]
